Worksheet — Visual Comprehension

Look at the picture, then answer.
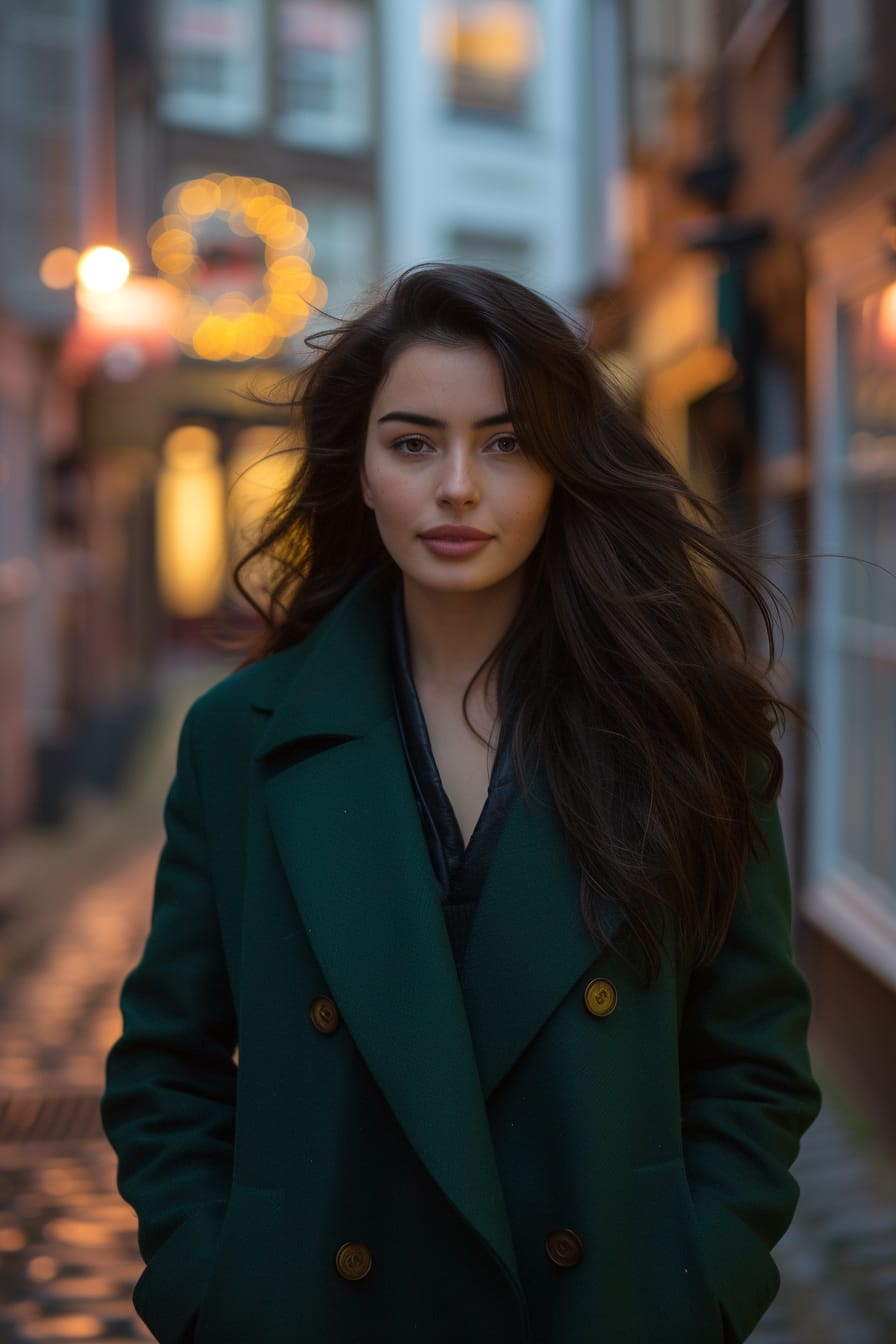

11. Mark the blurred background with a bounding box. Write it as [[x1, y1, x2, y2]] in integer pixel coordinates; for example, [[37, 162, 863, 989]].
[[0, 1, 895, 1340]]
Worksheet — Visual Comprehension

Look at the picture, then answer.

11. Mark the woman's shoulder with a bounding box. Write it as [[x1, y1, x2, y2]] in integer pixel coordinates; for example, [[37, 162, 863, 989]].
[[184, 637, 313, 742], [183, 571, 394, 747]]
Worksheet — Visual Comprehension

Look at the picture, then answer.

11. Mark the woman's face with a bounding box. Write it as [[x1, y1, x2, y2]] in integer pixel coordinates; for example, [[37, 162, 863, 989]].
[[361, 341, 554, 602]]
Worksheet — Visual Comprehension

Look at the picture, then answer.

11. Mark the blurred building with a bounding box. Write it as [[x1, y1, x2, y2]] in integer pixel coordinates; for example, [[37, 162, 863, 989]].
[[380, 0, 617, 295], [0, 0, 117, 829], [0, 1, 619, 829], [586, 0, 896, 1147]]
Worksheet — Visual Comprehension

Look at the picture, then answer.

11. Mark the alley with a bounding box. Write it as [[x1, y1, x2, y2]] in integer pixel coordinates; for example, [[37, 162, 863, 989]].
[[0, 832, 894, 1342]]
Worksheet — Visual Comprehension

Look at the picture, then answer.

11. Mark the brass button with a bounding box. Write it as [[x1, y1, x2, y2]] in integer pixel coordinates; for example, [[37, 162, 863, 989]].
[[545, 1227, 584, 1268], [310, 995, 341, 1034], [335, 1241, 372, 1281], [584, 978, 617, 1017]]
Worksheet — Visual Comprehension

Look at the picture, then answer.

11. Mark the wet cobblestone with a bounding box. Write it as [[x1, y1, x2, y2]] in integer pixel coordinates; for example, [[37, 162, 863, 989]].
[[0, 836, 894, 1341], [0, 846, 157, 1343]]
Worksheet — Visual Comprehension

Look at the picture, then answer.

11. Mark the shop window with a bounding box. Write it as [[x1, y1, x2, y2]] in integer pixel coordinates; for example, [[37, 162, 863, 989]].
[[158, 0, 264, 131], [818, 287, 896, 926], [156, 426, 226, 618], [276, 1, 372, 151]]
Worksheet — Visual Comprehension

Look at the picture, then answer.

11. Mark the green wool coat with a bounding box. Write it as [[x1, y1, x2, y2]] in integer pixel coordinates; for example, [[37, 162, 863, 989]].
[[102, 573, 821, 1344]]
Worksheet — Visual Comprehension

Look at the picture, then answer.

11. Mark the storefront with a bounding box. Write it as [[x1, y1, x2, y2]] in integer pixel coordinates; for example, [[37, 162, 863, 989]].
[[805, 180, 896, 1140]]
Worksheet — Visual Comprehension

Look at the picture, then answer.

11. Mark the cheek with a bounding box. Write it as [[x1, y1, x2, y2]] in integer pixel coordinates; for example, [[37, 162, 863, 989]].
[[510, 478, 554, 539]]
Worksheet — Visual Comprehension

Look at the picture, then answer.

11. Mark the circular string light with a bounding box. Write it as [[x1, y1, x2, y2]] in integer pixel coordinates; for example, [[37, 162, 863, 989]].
[[147, 174, 328, 362]]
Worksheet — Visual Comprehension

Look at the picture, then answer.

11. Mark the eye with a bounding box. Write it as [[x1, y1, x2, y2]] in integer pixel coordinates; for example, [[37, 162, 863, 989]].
[[488, 434, 520, 455], [393, 435, 432, 456]]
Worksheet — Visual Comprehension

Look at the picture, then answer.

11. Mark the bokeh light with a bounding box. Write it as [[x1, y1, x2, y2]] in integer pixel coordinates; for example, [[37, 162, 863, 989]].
[[147, 174, 326, 361], [76, 246, 131, 293], [39, 247, 80, 290]]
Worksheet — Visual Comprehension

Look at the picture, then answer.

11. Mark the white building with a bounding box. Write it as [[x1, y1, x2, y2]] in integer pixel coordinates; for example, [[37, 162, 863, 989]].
[[379, 0, 626, 306]]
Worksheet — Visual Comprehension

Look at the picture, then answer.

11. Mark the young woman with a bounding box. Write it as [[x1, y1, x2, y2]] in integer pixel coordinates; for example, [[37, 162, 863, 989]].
[[102, 263, 821, 1344]]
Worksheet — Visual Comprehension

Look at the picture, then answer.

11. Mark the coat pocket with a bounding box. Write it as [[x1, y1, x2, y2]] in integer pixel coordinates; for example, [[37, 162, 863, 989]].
[[631, 1160, 725, 1344], [193, 1183, 295, 1344], [133, 1199, 229, 1344]]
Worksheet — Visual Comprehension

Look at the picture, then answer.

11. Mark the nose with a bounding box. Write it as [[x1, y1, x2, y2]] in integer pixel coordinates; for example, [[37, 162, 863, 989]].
[[437, 444, 479, 508]]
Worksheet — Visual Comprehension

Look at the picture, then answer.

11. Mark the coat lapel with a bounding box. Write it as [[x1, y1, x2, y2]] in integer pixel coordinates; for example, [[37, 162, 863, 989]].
[[460, 783, 605, 1099]]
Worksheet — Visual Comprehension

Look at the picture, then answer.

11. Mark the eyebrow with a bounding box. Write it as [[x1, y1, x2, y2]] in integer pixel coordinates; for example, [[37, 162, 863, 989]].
[[376, 411, 513, 429]]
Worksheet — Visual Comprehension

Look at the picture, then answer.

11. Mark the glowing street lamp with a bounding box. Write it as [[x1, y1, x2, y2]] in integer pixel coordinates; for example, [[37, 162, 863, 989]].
[[76, 245, 130, 293]]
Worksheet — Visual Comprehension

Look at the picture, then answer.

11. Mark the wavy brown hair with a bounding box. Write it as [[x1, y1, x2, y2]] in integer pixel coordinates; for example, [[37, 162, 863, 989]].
[[236, 262, 789, 981]]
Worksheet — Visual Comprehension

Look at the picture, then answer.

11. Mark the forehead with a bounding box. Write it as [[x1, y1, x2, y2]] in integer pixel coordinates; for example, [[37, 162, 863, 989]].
[[370, 341, 506, 415]]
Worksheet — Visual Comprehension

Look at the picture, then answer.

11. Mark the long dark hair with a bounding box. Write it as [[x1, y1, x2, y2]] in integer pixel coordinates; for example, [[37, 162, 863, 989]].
[[236, 262, 788, 980]]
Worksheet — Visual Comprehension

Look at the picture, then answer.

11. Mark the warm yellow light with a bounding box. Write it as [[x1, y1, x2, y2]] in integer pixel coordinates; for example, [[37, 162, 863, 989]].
[[878, 282, 896, 349], [213, 291, 252, 317], [178, 177, 220, 218], [148, 214, 185, 246], [157, 426, 227, 617], [152, 227, 195, 255], [447, 1, 542, 76], [156, 251, 197, 277], [266, 292, 311, 322], [77, 246, 130, 293], [40, 246, 80, 289], [162, 425, 219, 470], [192, 314, 237, 361], [149, 173, 325, 359], [228, 428, 293, 545]]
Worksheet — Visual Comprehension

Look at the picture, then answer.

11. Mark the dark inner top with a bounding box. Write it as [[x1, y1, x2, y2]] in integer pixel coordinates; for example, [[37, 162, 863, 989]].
[[390, 585, 514, 972]]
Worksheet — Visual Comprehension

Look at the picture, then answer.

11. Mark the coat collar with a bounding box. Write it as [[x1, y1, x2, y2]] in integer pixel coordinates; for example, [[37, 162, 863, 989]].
[[251, 570, 398, 749], [252, 573, 604, 1299]]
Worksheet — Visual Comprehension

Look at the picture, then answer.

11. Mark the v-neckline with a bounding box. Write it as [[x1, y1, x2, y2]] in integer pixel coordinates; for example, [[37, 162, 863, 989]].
[[389, 585, 514, 883]]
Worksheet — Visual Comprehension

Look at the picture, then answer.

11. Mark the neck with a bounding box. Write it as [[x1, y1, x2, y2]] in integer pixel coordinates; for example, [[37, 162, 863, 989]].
[[402, 574, 523, 695]]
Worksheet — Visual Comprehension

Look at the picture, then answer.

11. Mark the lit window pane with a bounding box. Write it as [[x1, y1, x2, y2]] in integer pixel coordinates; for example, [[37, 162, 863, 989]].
[[440, 1, 542, 124]]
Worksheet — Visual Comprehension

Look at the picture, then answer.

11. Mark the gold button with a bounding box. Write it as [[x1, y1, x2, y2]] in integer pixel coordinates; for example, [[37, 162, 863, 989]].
[[545, 1227, 584, 1268], [335, 1241, 372, 1281], [310, 995, 341, 1034], [584, 978, 617, 1017]]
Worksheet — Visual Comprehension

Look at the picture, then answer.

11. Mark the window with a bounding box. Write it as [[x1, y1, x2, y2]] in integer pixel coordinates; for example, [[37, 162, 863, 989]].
[[630, 0, 717, 147], [0, 1, 80, 311], [810, 284, 896, 983], [158, 0, 264, 131], [836, 288, 896, 898], [276, 1, 372, 151], [438, 0, 542, 124], [807, 0, 869, 97]]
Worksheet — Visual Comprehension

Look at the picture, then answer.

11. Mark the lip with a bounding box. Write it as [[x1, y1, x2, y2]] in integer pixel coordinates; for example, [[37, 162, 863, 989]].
[[420, 526, 492, 540], [419, 525, 493, 558]]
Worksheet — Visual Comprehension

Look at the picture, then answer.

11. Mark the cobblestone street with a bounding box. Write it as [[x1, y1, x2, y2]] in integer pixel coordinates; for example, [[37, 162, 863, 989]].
[[0, 844, 157, 1342], [0, 819, 894, 1341]]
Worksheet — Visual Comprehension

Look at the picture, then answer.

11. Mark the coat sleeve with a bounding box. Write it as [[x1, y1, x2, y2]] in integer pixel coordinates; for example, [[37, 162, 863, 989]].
[[101, 704, 238, 1344], [678, 796, 822, 1344]]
